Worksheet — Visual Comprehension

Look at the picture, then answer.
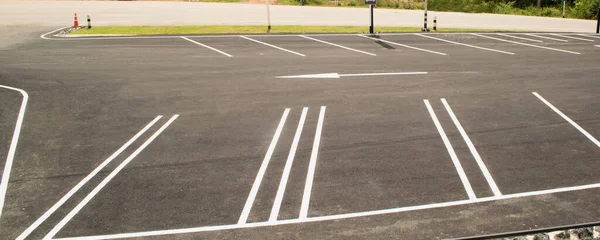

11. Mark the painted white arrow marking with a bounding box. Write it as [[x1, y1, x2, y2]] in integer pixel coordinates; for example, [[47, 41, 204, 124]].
[[276, 72, 427, 79]]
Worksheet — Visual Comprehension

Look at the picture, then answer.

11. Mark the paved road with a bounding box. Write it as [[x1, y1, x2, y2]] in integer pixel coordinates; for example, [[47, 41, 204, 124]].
[[0, 30, 599, 239], [0, 0, 597, 32]]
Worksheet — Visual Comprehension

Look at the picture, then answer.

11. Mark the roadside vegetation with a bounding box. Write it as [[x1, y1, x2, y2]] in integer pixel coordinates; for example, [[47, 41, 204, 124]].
[[274, 0, 597, 19], [69, 25, 506, 35], [428, 0, 599, 19]]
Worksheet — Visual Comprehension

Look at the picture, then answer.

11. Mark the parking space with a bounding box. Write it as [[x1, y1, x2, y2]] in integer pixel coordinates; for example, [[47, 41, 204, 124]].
[[1, 30, 600, 239], [435, 92, 600, 194], [309, 99, 474, 216]]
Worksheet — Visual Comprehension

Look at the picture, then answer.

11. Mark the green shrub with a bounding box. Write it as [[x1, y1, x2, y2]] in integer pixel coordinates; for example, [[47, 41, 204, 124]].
[[493, 1, 518, 14], [569, 0, 599, 19], [522, 5, 540, 15], [277, 0, 327, 5], [540, 6, 561, 16], [429, 0, 496, 13]]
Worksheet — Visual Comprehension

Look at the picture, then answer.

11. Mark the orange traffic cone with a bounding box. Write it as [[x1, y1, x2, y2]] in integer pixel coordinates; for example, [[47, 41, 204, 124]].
[[73, 13, 79, 28]]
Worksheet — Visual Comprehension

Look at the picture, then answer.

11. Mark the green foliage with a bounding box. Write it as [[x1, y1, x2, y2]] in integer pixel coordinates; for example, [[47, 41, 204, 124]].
[[374, 0, 424, 9], [569, 0, 599, 19], [277, 0, 326, 5], [428, 0, 598, 19], [540, 6, 561, 16], [275, 0, 597, 19]]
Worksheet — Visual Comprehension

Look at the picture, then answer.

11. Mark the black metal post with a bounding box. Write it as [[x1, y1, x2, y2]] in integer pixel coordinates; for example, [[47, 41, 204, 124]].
[[422, 0, 429, 32], [597, 7, 600, 33], [370, 5, 374, 34], [424, 12, 428, 30]]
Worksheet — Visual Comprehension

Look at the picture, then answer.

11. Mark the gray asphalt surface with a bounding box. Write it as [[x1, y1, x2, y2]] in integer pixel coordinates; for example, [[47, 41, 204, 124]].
[[0, 30, 599, 240], [0, 1, 598, 32]]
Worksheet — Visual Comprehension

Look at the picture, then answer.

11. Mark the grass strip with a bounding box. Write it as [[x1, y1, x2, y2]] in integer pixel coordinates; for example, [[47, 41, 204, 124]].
[[69, 25, 514, 35]]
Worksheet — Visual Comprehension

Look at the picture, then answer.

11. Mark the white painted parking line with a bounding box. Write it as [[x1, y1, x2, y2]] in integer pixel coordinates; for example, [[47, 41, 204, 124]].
[[299, 35, 376, 56], [533, 92, 600, 148], [471, 33, 580, 54], [270, 107, 308, 222], [181, 36, 233, 57], [240, 36, 306, 56], [576, 34, 600, 39], [299, 106, 326, 219], [496, 33, 543, 43], [340, 72, 427, 77], [596, 45, 600, 47], [16, 116, 163, 240], [43, 115, 180, 240], [441, 99, 502, 197], [54, 180, 600, 240], [523, 34, 568, 42], [0, 85, 28, 222], [414, 33, 514, 55], [276, 72, 428, 79], [549, 34, 594, 42], [239, 109, 291, 224], [424, 100, 477, 200], [357, 34, 448, 56]]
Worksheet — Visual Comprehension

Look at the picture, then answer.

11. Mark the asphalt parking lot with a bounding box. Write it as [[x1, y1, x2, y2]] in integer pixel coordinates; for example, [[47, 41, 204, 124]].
[[1, 30, 599, 239]]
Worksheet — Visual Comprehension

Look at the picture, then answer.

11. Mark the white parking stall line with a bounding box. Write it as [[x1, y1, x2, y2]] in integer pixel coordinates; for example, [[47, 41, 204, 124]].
[[496, 33, 543, 43], [441, 99, 502, 197], [270, 107, 308, 222], [276, 72, 427, 79], [299, 106, 326, 219], [340, 72, 428, 77], [299, 35, 377, 56], [240, 36, 306, 56], [596, 45, 600, 47], [533, 92, 600, 148], [576, 34, 600, 39], [414, 33, 514, 55], [357, 34, 448, 56], [523, 34, 568, 42], [549, 34, 594, 42], [424, 100, 477, 200], [43, 115, 180, 240], [238, 109, 291, 224], [471, 33, 580, 55], [181, 36, 233, 57], [16, 116, 163, 240], [0, 85, 28, 221]]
